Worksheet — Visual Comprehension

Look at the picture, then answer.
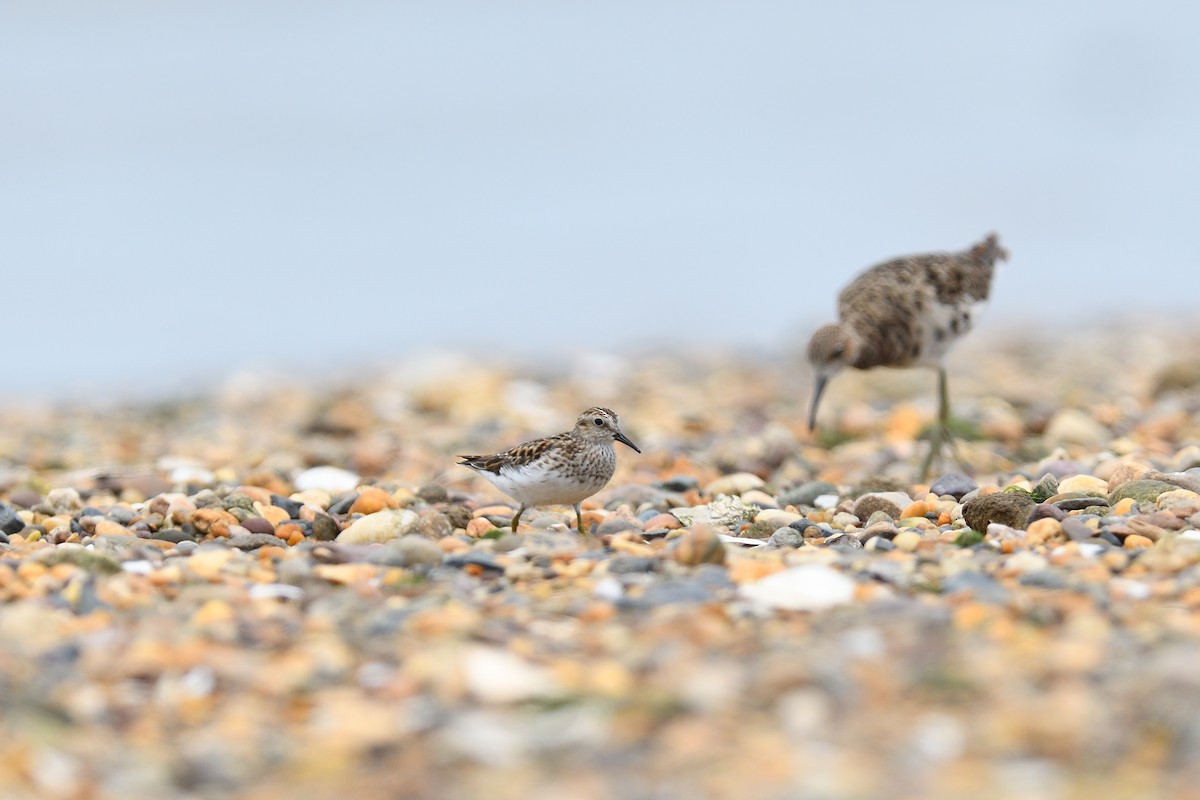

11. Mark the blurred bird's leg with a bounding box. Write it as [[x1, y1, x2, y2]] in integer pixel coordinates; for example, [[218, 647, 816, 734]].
[[918, 367, 970, 481]]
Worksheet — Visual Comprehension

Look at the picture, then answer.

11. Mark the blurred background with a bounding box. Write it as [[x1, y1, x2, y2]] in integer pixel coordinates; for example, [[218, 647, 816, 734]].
[[4, 1, 1197, 401]]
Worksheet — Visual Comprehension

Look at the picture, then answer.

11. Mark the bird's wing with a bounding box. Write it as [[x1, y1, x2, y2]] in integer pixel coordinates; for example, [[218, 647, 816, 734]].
[[458, 433, 568, 474]]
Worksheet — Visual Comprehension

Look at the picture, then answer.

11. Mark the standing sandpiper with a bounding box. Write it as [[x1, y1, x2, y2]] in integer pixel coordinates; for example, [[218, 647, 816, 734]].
[[807, 233, 1007, 478], [458, 407, 641, 534]]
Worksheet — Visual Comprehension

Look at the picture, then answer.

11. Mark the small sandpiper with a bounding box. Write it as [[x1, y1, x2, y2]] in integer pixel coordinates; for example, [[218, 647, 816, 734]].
[[458, 407, 641, 534], [807, 233, 1007, 478]]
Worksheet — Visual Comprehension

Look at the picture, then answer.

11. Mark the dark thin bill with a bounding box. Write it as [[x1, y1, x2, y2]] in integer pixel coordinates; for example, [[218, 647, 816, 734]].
[[615, 432, 642, 453], [807, 376, 828, 432]]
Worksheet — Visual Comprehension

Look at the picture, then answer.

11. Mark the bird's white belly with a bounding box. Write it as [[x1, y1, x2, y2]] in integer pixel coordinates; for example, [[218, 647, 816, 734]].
[[482, 461, 608, 506], [918, 299, 987, 366]]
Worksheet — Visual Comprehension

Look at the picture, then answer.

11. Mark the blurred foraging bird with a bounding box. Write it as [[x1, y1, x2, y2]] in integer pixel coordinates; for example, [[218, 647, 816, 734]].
[[458, 407, 641, 534], [807, 234, 1007, 479]]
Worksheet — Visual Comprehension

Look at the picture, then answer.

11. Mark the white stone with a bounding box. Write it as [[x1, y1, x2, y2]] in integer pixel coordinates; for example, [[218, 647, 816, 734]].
[[814, 494, 839, 510], [592, 576, 624, 602], [703, 472, 765, 496], [336, 509, 418, 544], [1044, 409, 1110, 448], [463, 646, 559, 704], [294, 465, 361, 494], [249, 583, 306, 601], [739, 565, 856, 611], [754, 508, 802, 528]]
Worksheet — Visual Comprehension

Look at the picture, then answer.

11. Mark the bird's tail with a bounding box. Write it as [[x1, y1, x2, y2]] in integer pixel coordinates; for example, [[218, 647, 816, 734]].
[[969, 233, 1008, 265]]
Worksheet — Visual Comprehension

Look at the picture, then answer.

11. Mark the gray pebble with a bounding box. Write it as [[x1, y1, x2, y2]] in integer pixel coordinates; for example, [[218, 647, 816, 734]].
[[767, 527, 805, 548], [1018, 570, 1070, 590], [370, 535, 443, 568], [1061, 518, 1096, 542], [928, 473, 978, 500], [942, 571, 1010, 604], [620, 579, 716, 608], [418, 484, 449, 504], [1027, 503, 1067, 524], [656, 475, 699, 493], [0, 502, 25, 535], [608, 556, 658, 574], [227, 533, 283, 551], [151, 528, 195, 544], [779, 481, 838, 508]]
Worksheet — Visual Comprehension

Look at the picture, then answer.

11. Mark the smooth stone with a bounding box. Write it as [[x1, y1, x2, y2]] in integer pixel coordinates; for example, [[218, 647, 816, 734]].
[[7, 489, 41, 509], [893, 531, 923, 552], [1018, 570, 1070, 589], [335, 509, 419, 544], [463, 647, 559, 704], [46, 488, 83, 514], [444, 551, 504, 571], [1027, 503, 1067, 523], [1172, 446, 1200, 472], [368, 535, 444, 568], [1044, 408, 1110, 447], [858, 520, 899, 542], [0, 503, 25, 535], [604, 485, 685, 512], [227, 533, 282, 550], [825, 532, 863, 549], [417, 484, 449, 504], [962, 492, 1038, 532], [270, 494, 304, 518], [240, 517, 275, 535], [704, 472, 765, 496], [608, 556, 658, 574], [1049, 492, 1110, 511], [788, 519, 817, 534], [1057, 474, 1109, 495], [767, 527, 805, 548], [739, 565, 855, 611], [622, 579, 719, 608], [294, 466, 361, 494], [814, 494, 840, 510], [778, 481, 838, 508], [755, 508, 802, 528], [671, 525, 728, 566], [742, 490, 780, 510], [1062, 518, 1096, 542], [596, 516, 641, 535], [1156, 489, 1200, 510], [311, 514, 340, 541], [656, 475, 700, 493], [328, 493, 360, 516], [1147, 470, 1200, 494], [865, 536, 896, 552], [942, 571, 1010, 604], [1109, 480, 1179, 506], [1031, 474, 1060, 501], [151, 528, 195, 544], [852, 492, 912, 521], [928, 474, 978, 500]]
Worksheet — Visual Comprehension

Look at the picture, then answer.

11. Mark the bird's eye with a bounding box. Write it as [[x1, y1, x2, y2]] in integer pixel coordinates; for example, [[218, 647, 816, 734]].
[[832, 343, 845, 357], [594, 418, 604, 426]]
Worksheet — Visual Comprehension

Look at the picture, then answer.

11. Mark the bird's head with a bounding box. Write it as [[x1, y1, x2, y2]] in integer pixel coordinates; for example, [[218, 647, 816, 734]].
[[806, 324, 857, 431], [575, 407, 641, 452]]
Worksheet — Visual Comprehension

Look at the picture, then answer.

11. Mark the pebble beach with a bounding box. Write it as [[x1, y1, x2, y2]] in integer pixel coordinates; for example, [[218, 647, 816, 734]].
[[4, 324, 1200, 800]]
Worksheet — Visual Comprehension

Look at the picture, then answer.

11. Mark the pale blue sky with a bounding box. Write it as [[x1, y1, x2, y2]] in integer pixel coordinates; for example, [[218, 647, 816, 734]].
[[3, 2, 1197, 398]]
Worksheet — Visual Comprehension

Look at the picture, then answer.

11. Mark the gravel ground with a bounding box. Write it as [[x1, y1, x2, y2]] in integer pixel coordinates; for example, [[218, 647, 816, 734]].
[[4, 326, 1200, 799]]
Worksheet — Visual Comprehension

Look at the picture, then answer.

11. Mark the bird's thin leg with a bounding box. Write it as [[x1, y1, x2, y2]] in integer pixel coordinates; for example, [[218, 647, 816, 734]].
[[919, 367, 969, 480], [511, 506, 526, 532], [574, 503, 588, 535]]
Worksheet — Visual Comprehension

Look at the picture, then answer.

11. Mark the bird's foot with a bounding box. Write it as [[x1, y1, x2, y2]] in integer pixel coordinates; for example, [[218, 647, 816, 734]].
[[918, 422, 971, 481]]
